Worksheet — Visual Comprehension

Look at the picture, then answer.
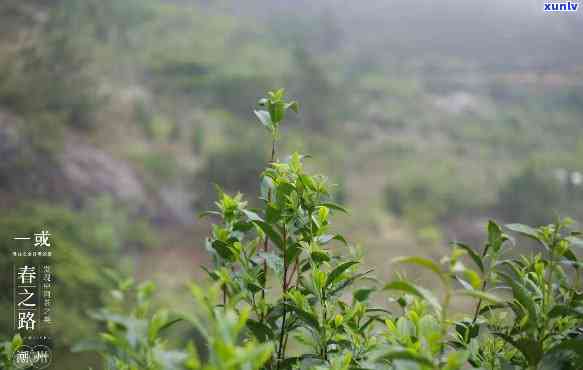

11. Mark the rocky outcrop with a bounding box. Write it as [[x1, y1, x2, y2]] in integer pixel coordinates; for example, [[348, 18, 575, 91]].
[[59, 140, 146, 204]]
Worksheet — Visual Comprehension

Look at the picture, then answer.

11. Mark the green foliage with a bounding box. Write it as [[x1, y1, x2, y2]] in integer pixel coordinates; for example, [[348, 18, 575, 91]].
[[384, 164, 474, 226], [82, 90, 583, 370], [0, 0, 103, 130], [75, 275, 273, 370], [73, 276, 187, 370], [496, 165, 583, 225], [0, 334, 23, 370]]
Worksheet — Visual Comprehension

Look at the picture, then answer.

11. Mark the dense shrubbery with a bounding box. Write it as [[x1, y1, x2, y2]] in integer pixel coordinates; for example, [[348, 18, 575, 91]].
[[4, 91, 583, 370]]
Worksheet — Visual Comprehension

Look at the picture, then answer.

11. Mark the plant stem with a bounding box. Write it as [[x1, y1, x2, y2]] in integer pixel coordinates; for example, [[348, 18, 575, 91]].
[[277, 224, 288, 368], [472, 279, 488, 324], [545, 226, 560, 314], [261, 135, 277, 321], [439, 284, 451, 361], [472, 241, 493, 324], [222, 284, 227, 308], [322, 298, 328, 361]]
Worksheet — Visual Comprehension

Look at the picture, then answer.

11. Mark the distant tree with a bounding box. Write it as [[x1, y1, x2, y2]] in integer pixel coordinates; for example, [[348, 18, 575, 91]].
[[497, 166, 561, 225]]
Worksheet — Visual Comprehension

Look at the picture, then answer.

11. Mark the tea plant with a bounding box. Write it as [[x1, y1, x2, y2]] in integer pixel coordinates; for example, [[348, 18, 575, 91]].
[[72, 273, 272, 370], [382, 219, 583, 370], [0, 334, 22, 370], [76, 89, 583, 370], [72, 274, 186, 370]]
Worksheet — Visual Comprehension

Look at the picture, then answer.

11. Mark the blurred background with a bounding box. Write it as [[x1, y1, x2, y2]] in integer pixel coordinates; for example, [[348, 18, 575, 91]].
[[0, 0, 582, 367]]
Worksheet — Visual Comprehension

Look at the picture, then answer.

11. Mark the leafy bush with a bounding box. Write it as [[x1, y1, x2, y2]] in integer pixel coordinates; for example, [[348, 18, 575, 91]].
[[496, 165, 583, 226], [78, 90, 583, 370], [384, 165, 476, 226]]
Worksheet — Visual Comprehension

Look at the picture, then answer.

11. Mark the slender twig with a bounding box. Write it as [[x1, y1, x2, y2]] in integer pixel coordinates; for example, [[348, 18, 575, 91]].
[[260, 134, 277, 321], [472, 243, 493, 324], [222, 284, 227, 308], [322, 297, 328, 361], [277, 224, 288, 368], [472, 279, 488, 324]]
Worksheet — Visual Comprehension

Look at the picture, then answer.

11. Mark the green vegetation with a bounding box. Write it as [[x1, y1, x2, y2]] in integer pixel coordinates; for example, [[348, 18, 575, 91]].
[[0, 0, 102, 131], [496, 165, 583, 226], [0, 1, 582, 369], [46, 91, 582, 370]]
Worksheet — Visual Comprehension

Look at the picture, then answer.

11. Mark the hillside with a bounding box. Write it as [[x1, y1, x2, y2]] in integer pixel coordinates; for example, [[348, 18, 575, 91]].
[[0, 1, 582, 367]]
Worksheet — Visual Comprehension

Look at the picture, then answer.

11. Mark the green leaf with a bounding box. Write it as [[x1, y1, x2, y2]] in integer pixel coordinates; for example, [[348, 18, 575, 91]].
[[285, 101, 299, 113], [456, 265, 482, 289], [325, 261, 359, 288], [148, 311, 182, 343], [299, 174, 316, 191], [488, 220, 505, 253], [310, 250, 330, 263], [316, 234, 348, 245], [451, 242, 484, 273], [284, 304, 320, 332], [506, 223, 542, 244], [454, 289, 503, 304], [157, 317, 183, 335], [498, 272, 539, 331], [494, 333, 543, 367], [246, 319, 274, 342], [548, 305, 583, 319], [285, 242, 302, 263], [444, 350, 470, 370], [254, 110, 273, 129], [374, 348, 434, 366], [562, 247, 579, 269], [11, 334, 22, 353], [275, 182, 296, 207], [353, 288, 375, 302], [329, 269, 374, 296], [211, 240, 235, 260], [242, 209, 263, 222], [454, 320, 479, 345], [384, 280, 442, 313], [320, 202, 348, 213], [392, 256, 445, 282], [244, 213, 283, 249], [269, 101, 284, 124], [198, 210, 222, 219]]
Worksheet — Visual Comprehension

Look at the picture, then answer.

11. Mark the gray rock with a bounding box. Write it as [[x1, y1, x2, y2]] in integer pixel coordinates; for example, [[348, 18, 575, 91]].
[[59, 140, 146, 204]]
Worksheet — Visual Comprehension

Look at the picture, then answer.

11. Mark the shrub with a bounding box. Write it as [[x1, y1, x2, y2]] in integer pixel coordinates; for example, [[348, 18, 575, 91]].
[[384, 165, 474, 226], [76, 90, 583, 370], [495, 165, 583, 226]]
